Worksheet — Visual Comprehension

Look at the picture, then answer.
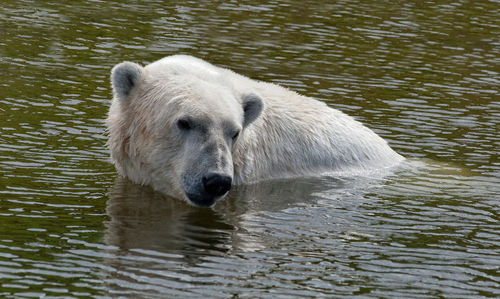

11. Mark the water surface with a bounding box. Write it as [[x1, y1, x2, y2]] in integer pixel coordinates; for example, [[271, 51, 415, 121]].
[[1, 0, 499, 297]]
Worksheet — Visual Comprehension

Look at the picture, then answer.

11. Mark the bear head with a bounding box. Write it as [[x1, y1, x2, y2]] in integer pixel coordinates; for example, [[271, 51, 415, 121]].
[[107, 60, 263, 207]]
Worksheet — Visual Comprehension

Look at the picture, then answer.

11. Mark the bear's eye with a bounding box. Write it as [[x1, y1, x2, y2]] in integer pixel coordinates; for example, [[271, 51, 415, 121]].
[[232, 130, 240, 141], [177, 118, 192, 131]]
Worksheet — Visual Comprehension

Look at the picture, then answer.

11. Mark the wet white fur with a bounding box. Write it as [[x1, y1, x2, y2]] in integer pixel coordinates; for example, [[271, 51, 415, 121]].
[[107, 55, 404, 201]]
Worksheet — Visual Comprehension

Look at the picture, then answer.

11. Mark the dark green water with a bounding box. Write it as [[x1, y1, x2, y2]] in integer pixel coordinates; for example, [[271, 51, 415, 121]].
[[1, 0, 499, 297]]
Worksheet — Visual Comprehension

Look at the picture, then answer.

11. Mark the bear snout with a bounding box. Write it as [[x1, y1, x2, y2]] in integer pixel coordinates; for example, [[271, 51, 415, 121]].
[[182, 172, 233, 207], [202, 173, 232, 197]]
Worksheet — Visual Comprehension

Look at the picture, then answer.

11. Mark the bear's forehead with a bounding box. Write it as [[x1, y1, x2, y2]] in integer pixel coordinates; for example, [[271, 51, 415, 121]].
[[149, 76, 240, 116], [145, 85, 240, 128], [173, 96, 242, 126], [140, 70, 243, 127]]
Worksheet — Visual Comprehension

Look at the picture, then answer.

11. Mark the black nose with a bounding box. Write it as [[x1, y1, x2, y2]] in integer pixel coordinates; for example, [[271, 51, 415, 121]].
[[202, 173, 232, 197]]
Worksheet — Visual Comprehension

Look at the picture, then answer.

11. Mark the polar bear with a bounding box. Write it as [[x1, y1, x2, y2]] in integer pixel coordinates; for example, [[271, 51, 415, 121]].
[[107, 55, 404, 207]]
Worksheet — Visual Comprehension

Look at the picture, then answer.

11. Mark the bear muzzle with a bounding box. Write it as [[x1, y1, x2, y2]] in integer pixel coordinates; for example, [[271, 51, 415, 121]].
[[185, 172, 232, 207], [203, 172, 232, 197]]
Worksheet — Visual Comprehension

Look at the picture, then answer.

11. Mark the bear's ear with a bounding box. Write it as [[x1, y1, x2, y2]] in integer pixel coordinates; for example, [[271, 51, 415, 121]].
[[111, 62, 144, 101], [241, 93, 264, 127]]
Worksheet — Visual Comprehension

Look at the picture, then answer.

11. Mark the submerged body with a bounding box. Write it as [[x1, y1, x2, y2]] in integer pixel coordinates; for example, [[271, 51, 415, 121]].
[[107, 55, 403, 206]]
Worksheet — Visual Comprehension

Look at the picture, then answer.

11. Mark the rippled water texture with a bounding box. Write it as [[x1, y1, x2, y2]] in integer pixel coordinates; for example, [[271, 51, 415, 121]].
[[1, 0, 499, 297]]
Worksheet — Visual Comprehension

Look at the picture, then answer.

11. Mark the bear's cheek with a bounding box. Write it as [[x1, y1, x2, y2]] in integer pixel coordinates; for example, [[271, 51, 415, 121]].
[[146, 140, 183, 183]]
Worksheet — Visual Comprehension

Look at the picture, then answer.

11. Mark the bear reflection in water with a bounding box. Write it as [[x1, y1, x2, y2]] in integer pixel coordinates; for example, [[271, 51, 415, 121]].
[[105, 176, 234, 254], [102, 174, 364, 296], [104, 175, 348, 254]]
